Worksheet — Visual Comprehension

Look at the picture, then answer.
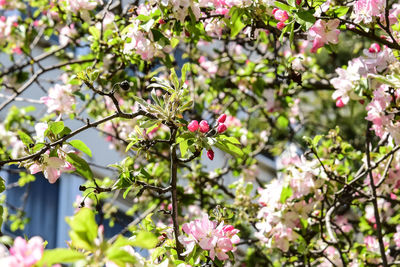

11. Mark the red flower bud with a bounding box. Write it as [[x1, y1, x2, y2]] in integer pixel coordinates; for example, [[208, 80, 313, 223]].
[[277, 22, 286, 30], [217, 114, 227, 123], [368, 43, 381, 53], [199, 120, 209, 133], [296, 0, 302, 5], [336, 97, 345, 108], [217, 123, 227, 133], [158, 19, 166, 24], [188, 120, 199, 132], [207, 149, 214, 160]]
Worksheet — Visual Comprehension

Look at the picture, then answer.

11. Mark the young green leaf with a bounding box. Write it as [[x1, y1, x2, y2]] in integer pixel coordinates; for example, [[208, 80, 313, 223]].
[[66, 153, 93, 180], [49, 121, 65, 135], [69, 140, 92, 157], [17, 130, 33, 146]]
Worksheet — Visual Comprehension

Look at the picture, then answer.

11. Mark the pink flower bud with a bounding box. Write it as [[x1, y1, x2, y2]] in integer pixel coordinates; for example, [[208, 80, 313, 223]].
[[207, 149, 214, 160], [296, 0, 302, 5], [199, 120, 209, 133], [368, 43, 381, 53], [277, 22, 286, 30], [12, 47, 22, 54], [217, 114, 227, 123], [217, 123, 227, 133], [167, 203, 172, 211], [188, 120, 199, 132], [336, 97, 345, 108], [158, 19, 166, 24]]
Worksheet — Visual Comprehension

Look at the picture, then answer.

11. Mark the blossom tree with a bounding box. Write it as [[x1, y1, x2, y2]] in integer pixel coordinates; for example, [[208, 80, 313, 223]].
[[1, 0, 400, 266]]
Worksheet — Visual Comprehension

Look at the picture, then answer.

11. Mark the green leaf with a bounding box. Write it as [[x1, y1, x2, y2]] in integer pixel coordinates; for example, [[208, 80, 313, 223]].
[[66, 153, 93, 180], [49, 121, 65, 135], [294, 10, 316, 29], [106, 247, 137, 267], [214, 141, 243, 157], [89, 26, 100, 39], [229, 7, 246, 37], [277, 116, 289, 129], [17, 130, 33, 146], [181, 63, 190, 84], [125, 139, 138, 152], [170, 37, 179, 48], [123, 185, 133, 199], [274, 1, 292, 11], [69, 140, 92, 157], [217, 135, 241, 145], [179, 139, 189, 158], [333, 6, 349, 17], [131, 231, 158, 249], [0, 206, 3, 229], [37, 248, 85, 266], [132, 95, 150, 109], [169, 68, 180, 90], [280, 186, 293, 203], [312, 135, 323, 147], [66, 208, 98, 251], [0, 177, 5, 193]]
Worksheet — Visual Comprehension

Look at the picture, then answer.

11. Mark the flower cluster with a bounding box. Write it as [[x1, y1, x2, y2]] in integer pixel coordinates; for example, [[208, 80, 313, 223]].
[[41, 83, 77, 114], [25, 123, 75, 183], [331, 44, 396, 107], [307, 19, 340, 53], [272, 8, 289, 30], [352, 0, 386, 24], [0, 236, 44, 267], [0, 123, 25, 159], [178, 214, 240, 261], [63, 0, 98, 20], [255, 156, 323, 251], [187, 114, 229, 160]]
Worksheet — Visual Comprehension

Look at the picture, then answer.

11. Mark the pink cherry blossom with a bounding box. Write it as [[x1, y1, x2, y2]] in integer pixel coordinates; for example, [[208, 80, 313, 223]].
[[273, 9, 289, 22], [0, 15, 17, 40], [331, 58, 368, 106], [29, 154, 75, 183], [365, 85, 393, 138], [199, 56, 218, 75], [1, 236, 44, 267], [123, 22, 157, 60], [41, 84, 76, 114], [65, 0, 98, 13], [308, 19, 340, 53], [394, 225, 400, 248], [353, 0, 386, 24], [59, 24, 77, 46], [179, 214, 240, 261]]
